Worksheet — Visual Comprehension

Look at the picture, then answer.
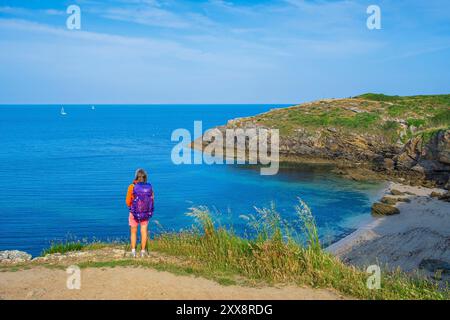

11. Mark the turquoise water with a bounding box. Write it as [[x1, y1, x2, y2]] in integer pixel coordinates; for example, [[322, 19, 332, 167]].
[[0, 105, 383, 256]]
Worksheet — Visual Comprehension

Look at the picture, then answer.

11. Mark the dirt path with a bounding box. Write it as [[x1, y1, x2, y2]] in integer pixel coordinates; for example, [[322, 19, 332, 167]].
[[0, 266, 346, 300]]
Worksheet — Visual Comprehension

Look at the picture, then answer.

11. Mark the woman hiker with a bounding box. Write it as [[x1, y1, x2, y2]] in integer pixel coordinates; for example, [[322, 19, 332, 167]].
[[126, 168, 154, 258]]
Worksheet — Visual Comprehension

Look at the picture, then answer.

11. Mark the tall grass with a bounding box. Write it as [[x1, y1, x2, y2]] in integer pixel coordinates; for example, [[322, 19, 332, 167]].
[[42, 241, 86, 256]]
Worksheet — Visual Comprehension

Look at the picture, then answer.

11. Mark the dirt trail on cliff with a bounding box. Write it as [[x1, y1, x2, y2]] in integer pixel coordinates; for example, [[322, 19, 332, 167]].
[[0, 266, 346, 300]]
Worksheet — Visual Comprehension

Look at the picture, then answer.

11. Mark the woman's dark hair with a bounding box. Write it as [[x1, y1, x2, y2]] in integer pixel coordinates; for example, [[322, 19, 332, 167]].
[[134, 168, 148, 183]]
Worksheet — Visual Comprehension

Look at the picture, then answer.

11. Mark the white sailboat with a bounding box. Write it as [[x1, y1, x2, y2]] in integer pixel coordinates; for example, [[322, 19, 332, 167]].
[[91, 105, 95, 110], [60, 107, 67, 116]]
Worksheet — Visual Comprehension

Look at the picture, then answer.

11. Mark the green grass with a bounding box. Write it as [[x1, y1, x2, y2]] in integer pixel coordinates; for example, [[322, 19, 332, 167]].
[[430, 109, 450, 127], [340, 112, 380, 128], [407, 118, 426, 128], [251, 93, 450, 142], [41, 241, 86, 255], [356, 93, 401, 102], [356, 93, 450, 105], [260, 108, 382, 135], [288, 109, 380, 129], [387, 104, 409, 117], [41, 240, 114, 256]]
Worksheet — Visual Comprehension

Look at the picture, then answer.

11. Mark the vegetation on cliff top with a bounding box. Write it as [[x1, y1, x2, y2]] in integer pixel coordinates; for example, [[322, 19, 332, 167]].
[[235, 93, 450, 141]]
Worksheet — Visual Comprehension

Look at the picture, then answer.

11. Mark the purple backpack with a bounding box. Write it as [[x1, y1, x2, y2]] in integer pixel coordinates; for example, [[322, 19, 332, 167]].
[[130, 183, 154, 222]]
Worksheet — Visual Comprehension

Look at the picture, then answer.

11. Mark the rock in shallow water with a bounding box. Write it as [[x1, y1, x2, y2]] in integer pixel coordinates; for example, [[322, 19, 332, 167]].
[[390, 189, 405, 196], [0, 250, 32, 263], [419, 259, 450, 274], [380, 196, 398, 205], [380, 196, 410, 205], [371, 202, 400, 216], [438, 191, 450, 202], [430, 191, 443, 198]]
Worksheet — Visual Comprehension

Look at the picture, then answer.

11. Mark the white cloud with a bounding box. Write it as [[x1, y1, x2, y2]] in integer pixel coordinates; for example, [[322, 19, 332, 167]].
[[0, 18, 275, 68], [0, 6, 64, 16], [100, 6, 190, 29]]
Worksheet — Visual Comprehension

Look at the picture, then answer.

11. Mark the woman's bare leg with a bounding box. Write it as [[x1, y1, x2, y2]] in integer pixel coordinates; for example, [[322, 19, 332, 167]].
[[140, 224, 148, 251], [130, 226, 138, 250]]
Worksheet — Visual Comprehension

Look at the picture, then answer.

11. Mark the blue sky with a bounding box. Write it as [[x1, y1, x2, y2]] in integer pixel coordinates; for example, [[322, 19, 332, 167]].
[[0, 0, 449, 104]]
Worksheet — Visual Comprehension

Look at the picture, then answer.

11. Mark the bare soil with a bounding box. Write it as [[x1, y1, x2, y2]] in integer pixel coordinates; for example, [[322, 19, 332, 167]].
[[0, 266, 346, 300]]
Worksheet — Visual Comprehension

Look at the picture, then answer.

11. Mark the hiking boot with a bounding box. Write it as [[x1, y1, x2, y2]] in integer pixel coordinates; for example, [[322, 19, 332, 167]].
[[140, 250, 148, 258]]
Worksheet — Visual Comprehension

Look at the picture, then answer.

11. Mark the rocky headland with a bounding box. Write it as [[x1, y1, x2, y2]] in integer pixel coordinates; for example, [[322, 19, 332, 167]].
[[195, 93, 450, 189]]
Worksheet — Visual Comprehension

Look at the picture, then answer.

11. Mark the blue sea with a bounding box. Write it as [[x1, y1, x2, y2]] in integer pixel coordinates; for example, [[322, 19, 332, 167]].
[[0, 105, 384, 256]]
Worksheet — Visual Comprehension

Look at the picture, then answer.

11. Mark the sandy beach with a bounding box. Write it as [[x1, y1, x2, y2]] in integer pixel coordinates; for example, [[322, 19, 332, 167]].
[[326, 182, 450, 282]]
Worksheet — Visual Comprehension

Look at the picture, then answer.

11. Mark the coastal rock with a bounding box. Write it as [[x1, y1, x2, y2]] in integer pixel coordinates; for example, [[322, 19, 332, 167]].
[[394, 137, 421, 170], [436, 130, 450, 165], [390, 189, 404, 196], [411, 164, 426, 174], [380, 196, 411, 205], [430, 191, 442, 198], [438, 191, 450, 202], [419, 259, 450, 275], [391, 131, 450, 187], [327, 127, 337, 133], [0, 250, 32, 263], [371, 202, 400, 216], [395, 130, 450, 186], [380, 196, 398, 205], [383, 158, 395, 170]]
